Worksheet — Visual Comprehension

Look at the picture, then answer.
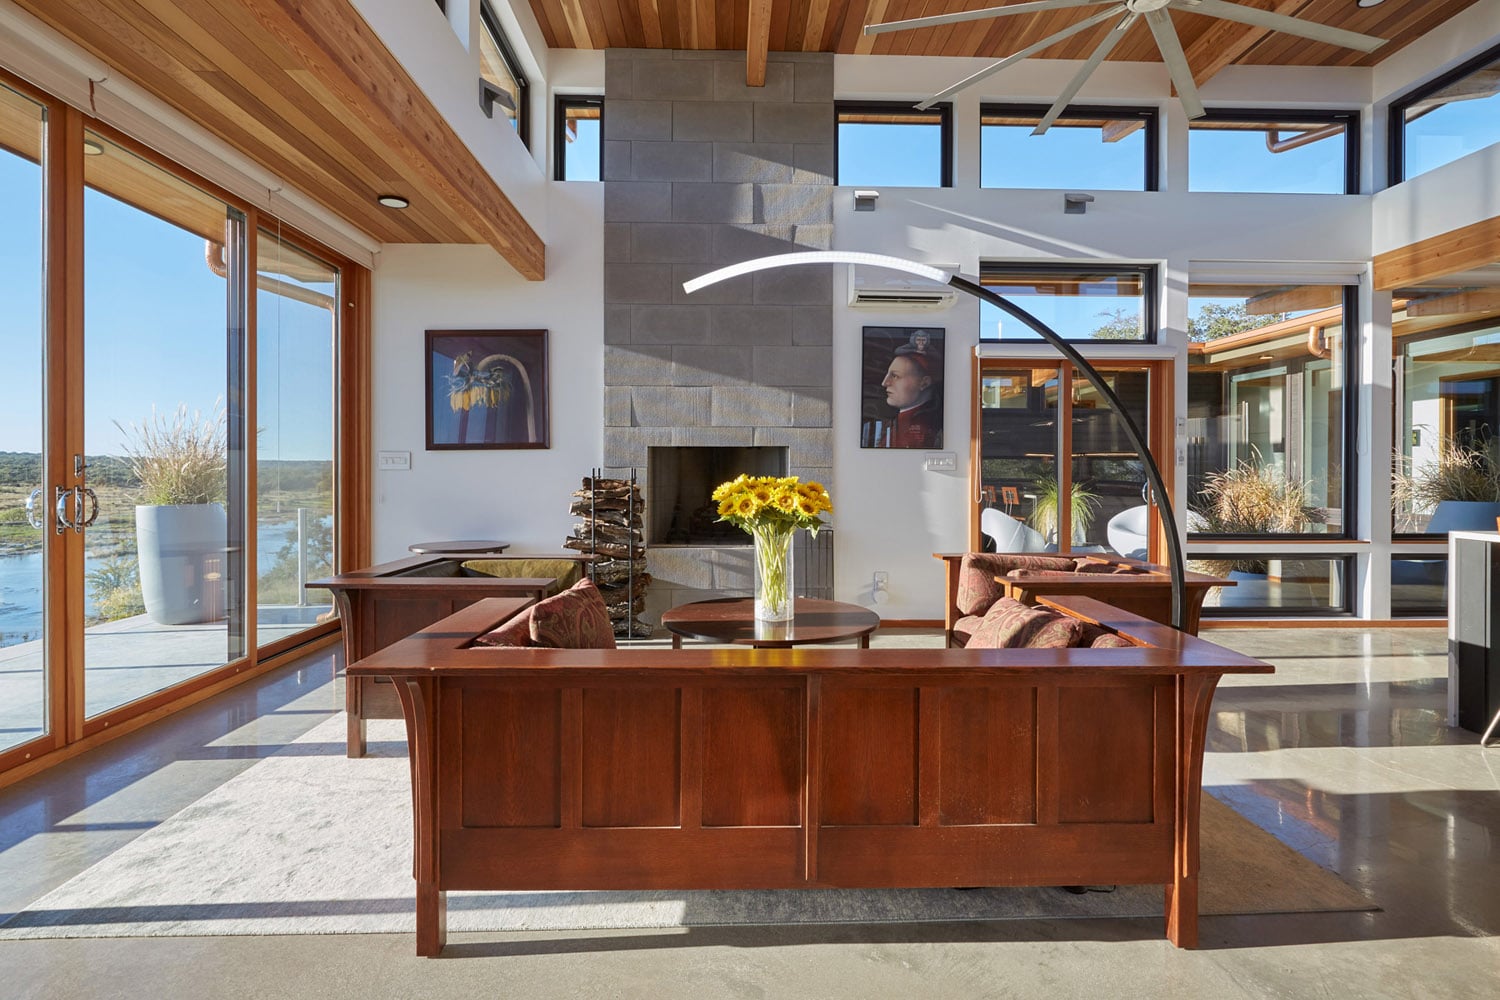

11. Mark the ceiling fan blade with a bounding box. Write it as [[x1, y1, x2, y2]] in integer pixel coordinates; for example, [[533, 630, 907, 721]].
[[1033, 10, 1140, 135], [1143, 8, 1204, 120], [915, 5, 1127, 110], [1172, 0, 1386, 53], [865, 0, 1118, 37]]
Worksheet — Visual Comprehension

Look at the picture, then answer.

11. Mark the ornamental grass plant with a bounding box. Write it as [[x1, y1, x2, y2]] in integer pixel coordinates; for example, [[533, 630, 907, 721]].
[[115, 403, 227, 506], [1392, 438, 1500, 530]]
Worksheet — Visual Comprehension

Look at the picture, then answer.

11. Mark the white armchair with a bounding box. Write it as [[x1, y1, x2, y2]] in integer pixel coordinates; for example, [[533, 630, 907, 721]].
[[981, 508, 1048, 553]]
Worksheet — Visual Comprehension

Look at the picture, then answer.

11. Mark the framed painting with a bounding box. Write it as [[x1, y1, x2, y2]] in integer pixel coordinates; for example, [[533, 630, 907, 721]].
[[425, 330, 550, 449], [860, 326, 944, 449]]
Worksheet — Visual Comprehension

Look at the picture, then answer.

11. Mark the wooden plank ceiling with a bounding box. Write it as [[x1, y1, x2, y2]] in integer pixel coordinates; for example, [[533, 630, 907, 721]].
[[15, 0, 545, 279], [529, 0, 1482, 84]]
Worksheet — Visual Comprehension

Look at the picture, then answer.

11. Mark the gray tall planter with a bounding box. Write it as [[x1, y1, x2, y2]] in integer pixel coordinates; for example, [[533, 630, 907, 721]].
[[136, 503, 228, 626]]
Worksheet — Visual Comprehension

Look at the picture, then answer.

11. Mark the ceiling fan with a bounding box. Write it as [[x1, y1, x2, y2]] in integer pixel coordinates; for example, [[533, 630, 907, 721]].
[[864, 0, 1388, 133]]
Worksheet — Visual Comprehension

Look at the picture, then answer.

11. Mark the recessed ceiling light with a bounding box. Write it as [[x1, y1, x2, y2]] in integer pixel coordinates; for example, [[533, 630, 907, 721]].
[[82, 139, 104, 156], [377, 194, 409, 209], [1356, 0, 1386, 7], [1259, 354, 1276, 360]]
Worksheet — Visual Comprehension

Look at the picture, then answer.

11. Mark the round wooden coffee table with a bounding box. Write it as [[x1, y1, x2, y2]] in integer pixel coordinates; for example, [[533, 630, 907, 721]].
[[661, 597, 880, 649]]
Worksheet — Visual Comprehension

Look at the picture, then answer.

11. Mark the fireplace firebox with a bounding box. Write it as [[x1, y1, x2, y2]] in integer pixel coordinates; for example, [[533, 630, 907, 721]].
[[647, 446, 789, 546]]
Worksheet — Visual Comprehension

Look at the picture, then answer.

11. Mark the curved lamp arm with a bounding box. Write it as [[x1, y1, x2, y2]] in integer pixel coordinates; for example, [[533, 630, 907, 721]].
[[684, 251, 1186, 631]]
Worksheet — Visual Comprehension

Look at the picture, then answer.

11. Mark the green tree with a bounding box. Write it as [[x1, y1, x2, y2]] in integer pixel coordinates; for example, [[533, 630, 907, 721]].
[[1090, 308, 1141, 340], [1187, 302, 1286, 342]]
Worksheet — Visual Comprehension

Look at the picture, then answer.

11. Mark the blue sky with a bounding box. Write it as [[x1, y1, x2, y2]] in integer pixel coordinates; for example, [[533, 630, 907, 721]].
[[0, 153, 335, 460]]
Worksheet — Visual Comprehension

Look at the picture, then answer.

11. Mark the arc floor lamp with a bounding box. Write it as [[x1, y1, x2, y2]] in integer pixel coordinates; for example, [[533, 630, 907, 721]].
[[685, 250, 1187, 630]]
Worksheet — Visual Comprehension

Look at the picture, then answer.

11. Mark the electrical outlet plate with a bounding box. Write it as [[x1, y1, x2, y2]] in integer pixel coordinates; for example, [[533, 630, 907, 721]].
[[378, 451, 411, 471]]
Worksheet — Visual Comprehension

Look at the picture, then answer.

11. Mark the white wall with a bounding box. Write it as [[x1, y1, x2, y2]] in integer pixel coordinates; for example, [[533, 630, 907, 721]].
[[369, 184, 603, 562]]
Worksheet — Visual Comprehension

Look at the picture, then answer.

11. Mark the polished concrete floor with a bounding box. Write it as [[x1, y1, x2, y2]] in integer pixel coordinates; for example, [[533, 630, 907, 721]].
[[0, 626, 1497, 998]]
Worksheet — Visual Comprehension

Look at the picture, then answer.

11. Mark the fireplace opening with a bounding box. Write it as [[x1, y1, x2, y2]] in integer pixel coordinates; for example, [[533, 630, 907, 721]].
[[647, 446, 789, 545]]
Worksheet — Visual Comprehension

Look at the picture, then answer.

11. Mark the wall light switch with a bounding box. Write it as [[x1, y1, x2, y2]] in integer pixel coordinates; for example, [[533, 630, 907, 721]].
[[924, 452, 957, 472], [378, 451, 411, 471]]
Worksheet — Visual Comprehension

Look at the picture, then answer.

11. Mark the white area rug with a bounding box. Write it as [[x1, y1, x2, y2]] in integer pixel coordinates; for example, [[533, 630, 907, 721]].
[[0, 717, 1371, 940]]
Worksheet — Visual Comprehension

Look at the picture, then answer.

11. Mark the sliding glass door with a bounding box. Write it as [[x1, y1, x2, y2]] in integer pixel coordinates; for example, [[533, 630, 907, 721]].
[[0, 71, 353, 777], [80, 131, 247, 718]]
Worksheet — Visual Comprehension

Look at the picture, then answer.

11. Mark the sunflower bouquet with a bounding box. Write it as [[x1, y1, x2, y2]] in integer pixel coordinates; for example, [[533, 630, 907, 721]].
[[712, 475, 832, 621]]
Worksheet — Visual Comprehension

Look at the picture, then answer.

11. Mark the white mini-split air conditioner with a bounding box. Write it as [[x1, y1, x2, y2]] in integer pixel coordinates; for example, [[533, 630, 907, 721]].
[[847, 264, 958, 311]]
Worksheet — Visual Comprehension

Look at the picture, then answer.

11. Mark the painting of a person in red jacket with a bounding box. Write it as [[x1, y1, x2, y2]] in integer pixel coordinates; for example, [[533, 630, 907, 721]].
[[861, 327, 944, 449]]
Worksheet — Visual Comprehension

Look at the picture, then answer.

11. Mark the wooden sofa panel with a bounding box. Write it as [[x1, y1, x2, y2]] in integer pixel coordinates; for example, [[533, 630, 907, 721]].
[[309, 553, 596, 757], [351, 596, 1273, 957]]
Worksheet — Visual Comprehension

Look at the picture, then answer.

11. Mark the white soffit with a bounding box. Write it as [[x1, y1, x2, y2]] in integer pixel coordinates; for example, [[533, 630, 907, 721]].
[[1188, 261, 1368, 285]]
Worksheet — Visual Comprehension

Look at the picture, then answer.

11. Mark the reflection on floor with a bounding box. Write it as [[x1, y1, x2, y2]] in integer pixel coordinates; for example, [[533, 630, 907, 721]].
[[1, 624, 1497, 999], [0, 606, 329, 751]]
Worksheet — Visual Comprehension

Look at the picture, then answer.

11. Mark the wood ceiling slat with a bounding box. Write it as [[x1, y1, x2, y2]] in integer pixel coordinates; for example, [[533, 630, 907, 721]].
[[637, 0, 665, 48], [602, 0, 635, 49], [576, 0, 617, 49], [528, 0, 579, 49], [660, 0, 684, 48], [696, 0, 719, 50], [613, 0, 647, 47], [803, 0, 833, 51], [854, 0, 888, 55], [523, 0, 563, 47], [771, 0, 799, 53]]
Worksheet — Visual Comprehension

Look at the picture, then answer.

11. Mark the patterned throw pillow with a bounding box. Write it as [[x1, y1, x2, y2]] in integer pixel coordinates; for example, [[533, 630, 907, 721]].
[[1024, 613, 1085, 648], [1076, 622, 1135, 648], [956, 554, 1072, 616], [529, 578, 618, 649], [470, 609, 534, 647]]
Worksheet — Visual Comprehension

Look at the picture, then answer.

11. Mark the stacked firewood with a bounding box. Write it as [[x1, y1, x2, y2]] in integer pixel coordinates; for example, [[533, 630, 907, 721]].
[[564, 476, 651, 638]]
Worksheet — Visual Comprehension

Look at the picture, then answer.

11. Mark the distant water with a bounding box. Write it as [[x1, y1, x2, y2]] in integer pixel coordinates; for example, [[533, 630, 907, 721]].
[[0, 517, 324, 647]]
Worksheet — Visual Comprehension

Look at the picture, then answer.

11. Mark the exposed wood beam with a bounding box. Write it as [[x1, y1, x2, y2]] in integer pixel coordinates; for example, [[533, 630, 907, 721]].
[[245, 0, 545, 279], [747, 0, 772, 86], [1375, 215, 1500, 291], [1181, 0, 1309, 89], [1101, 119, 1144, 143], [1404, 288, 1500, 317]]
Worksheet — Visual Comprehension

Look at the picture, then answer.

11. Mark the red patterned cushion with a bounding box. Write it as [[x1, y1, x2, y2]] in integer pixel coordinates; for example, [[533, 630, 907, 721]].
[[470, 609, 534, 647], [952, 614, 986, 647], [1089, 631, 1134, 648], [529, 578, 618, 649], [955, 554, 1076, 616], [967, 598, 1044, 648], [1024, 613, 1085, 648]]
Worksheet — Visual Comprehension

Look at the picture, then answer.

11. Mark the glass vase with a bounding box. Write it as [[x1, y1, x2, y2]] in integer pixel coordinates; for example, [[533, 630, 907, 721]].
[[752, 523, 796, 622]]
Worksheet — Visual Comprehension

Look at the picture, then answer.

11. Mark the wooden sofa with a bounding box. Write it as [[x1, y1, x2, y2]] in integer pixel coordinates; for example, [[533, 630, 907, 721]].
[[350, 595, 1272, 956], [936, 552, 1231, 645], [309, 553, 596, 757]]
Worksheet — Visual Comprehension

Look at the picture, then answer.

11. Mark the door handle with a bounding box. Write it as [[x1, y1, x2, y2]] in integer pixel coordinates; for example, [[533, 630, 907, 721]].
[[52, 486, 98, 534], [25, 488, 46, 529]]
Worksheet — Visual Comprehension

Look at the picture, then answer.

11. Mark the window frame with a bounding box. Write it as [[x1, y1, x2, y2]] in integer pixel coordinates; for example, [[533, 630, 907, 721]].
[[553, 94, 603, 182], [1186, 284, 1360, 542], [977, 261, 1160, 344], [1187, 107, 1361, 195], [1193, 553, 1355, 618], [979, 103, 1159, 192], [1388, 40, 1500, 186], [478, 0, 529, 148], [834, 100, 953, 188]]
